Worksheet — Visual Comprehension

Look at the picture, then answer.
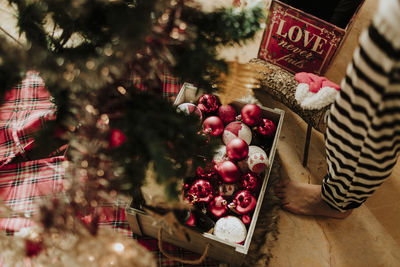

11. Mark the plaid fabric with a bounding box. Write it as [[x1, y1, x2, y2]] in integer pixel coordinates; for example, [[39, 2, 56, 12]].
[[0, 72, 218, 266], [0, 71, 57, 167], [0, 156, 65, 231]]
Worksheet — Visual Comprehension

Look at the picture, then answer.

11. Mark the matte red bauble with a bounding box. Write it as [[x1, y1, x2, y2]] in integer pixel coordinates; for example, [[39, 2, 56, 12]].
[[218, 105, 237, 124], [241, 171, 260, 192], [187, 179, 214, 203], [202, 116, 224, 136], [197, 94, 220, 114], [214, 161, 241, 184], [241, 104, 262, 126], [226, 138, 249, 161], [209, 195, 228, 218], [233, 190, 257, 214], [257, 118, 276, 137]]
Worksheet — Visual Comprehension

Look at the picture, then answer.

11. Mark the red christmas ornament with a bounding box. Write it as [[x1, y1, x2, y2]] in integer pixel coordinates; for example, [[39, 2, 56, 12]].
[[202, 116, 224, 136], [197, 94, 220, 114], [226, 138, 249, 161], [218, 183, 238, 197], [186, 212, 196, 227], [209, 195, 228, 218], [241, 104, 262, 126], [187, 179, 214, 203], [231, 190, 257, 214], [214, 161, 241, 184], [242, 214, 251, 225], [25, 239, 44, 257], [257, 118, 276, 138], [109, 129, 127, 148], [196, 166, 218, 180], [222, 121, 252, 145], [218, 104, 237, 124], [241, 171, 260, 192]]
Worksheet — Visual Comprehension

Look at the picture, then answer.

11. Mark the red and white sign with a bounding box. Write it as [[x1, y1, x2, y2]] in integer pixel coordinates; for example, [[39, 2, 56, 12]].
[[258, 0, 346, 75]]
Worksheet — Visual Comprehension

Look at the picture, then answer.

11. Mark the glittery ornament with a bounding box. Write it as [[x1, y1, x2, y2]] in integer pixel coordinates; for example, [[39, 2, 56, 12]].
[[247, 146, 269, 174], [218, 105, 237, 124], [208, 195, 228, 218], [197, 94, 220, 114], [214, 161, 241, 184], [226, 138, 249, 161], [231, 190, 257, 214], [222, 121, 252, 145], [176, 103, 203, 120], [109, 129, 127, 148], [187, 179, 214, 204], [241, 171, 260, 192], [241, 104, 262, 126], [213, 216, 247, 244], [196, 166, 218, 180], [257, 118, 276, 138], [202, 116, 224, 136], [218, 183, 238, 197]]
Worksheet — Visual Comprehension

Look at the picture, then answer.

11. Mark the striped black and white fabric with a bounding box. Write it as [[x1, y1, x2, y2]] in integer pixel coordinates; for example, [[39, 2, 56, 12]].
[[322, 0, 400, 212]]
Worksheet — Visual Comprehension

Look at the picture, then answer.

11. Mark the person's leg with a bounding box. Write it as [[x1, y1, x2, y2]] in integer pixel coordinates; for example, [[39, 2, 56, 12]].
[[274, 180, 352, 219], [274, 0, 400, 218]]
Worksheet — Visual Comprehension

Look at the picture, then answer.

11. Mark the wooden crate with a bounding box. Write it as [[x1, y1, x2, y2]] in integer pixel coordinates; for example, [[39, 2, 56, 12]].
[[126, 83, 284, 266], [258, 0, 363, 75]]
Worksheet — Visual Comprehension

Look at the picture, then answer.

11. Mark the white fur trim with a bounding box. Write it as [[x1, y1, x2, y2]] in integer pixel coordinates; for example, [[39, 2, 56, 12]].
[[295, 83, 338, 110]]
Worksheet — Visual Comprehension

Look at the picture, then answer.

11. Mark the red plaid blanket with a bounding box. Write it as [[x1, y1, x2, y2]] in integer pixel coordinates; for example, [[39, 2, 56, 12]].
[[0, 72, 218, 267]]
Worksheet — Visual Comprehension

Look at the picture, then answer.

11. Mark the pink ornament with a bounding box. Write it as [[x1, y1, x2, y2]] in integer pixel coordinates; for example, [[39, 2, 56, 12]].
[[223, 121, 252, 145], [177, 103, 203, 120], [218, 105, 237, 124], [257, 118, 276, 138], [247, 146, 269, 174], [186, 212, 196, 227], [242, 214, 251, 225], [241, 104, 262, 126], [218, 183, 238, 197], [203, 116, 224, 136], [214, 160, 241, 184], [232, 190, 257, 214], [209, 195, 228, 218], [241, 171, 260, 192], [187, 179, 214, 203], [197, 94, 220, 114], [226, 138, 249, 161]]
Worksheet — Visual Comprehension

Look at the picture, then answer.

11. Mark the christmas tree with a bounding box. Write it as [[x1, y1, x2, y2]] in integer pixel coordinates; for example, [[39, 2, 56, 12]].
[[0, 0, 265, 265]]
